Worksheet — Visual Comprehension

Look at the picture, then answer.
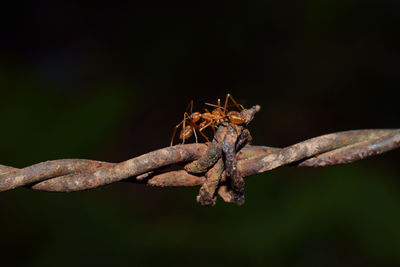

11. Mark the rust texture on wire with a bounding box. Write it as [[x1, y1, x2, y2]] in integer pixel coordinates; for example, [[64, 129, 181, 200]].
[[0, 104, 399, 205]]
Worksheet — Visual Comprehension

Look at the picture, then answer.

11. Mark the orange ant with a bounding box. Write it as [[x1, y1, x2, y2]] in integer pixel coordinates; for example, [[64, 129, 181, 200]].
[[170, 100, 210, 146], [200, 93, 246, 133], [170, 93, 246, 146]]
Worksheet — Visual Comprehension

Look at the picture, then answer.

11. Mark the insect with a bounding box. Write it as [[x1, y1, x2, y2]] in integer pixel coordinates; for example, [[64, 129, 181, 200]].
[[170, 93, 246, 146], [200, 93, 246, 133], [170, 100, 210, 146]]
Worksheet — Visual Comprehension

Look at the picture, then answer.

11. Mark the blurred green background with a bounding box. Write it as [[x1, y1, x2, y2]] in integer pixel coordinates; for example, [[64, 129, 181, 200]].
[[1, 1, 399, 266]]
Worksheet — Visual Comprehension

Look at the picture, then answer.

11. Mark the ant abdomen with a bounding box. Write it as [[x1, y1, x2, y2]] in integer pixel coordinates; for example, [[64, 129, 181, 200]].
[[180, 125, 193, 140], [227, 111, 245, 125]]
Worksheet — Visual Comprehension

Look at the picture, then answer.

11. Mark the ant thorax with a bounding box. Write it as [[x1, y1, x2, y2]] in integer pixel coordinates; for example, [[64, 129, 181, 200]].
[[190, 112, 201, 123]]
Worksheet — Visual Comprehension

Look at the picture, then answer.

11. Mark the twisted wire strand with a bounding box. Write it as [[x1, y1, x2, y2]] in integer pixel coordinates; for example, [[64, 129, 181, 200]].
[[1, 129, 399, 193]]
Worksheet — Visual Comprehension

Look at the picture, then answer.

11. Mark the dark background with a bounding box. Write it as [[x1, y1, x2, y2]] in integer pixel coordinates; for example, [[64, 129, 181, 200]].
[[1, 1, 399, 266]]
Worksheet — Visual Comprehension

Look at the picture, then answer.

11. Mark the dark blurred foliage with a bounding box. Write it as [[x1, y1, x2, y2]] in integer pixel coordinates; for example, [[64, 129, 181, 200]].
[[1, 1, 399, 266]]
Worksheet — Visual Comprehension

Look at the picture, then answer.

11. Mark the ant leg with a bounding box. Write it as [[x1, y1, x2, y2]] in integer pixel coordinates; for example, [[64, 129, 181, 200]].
[[223, 93, 230, 111], [193, 126, 199, 144], [205, 98, 224, 112], [199, 121, 215, 143], [206, 103, 243, 111], [212, 125, 221, 144], [187, 100, 194, 114], [198, 120, 213, 142], [206, 102, 243, 112], [182, 112, 190, 144], [226, 93, 244, 110], [170, 126, 179, 146], [217, 98, 225, 113], [204, 105, 217, 112], [205, 103, 219, 109], [205, 97, 226, 113], [170, 116, 187, 146], [200, 120, 213, 131], [199, 130, 210, 142], [211, 125, 216, 136]]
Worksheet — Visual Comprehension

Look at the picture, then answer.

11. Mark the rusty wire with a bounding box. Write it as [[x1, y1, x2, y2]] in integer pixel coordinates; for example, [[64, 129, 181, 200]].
[[0, 105, 399, 205]]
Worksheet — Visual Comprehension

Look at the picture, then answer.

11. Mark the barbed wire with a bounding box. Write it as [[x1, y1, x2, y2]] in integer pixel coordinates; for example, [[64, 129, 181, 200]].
[[1, 105, 399, 205]]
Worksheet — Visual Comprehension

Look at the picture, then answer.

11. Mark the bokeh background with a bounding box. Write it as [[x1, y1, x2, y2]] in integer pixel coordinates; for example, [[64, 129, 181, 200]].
[[1, 1, 399, 266]]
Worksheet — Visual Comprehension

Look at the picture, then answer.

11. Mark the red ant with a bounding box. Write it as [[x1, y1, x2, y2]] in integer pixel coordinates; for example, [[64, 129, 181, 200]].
[[170, 93, 246, 146], [200, 93, 246, 132], [170, 100, 210, 146]]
